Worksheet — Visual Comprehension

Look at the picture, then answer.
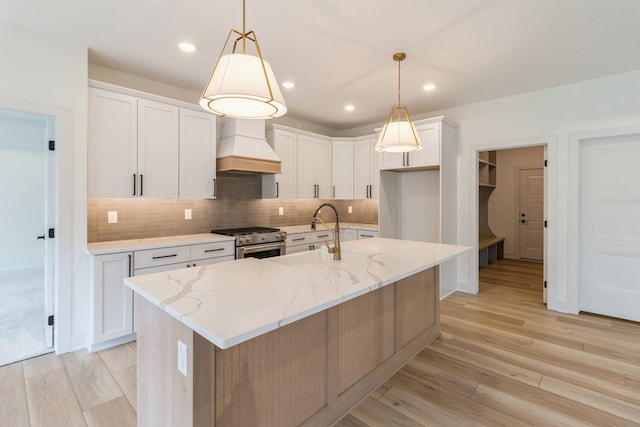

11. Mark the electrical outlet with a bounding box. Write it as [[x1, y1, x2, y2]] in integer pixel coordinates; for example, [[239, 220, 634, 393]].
[[107, 211, 118, 224], [348, 206, 353, 214], [184, 209, 192, 220], [178, 340, 188, 376], [278, 207, 284, 216]]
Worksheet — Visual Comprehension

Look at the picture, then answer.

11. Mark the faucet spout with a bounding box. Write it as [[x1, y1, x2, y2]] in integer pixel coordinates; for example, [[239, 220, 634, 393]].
[[311, 203, 341, 260]]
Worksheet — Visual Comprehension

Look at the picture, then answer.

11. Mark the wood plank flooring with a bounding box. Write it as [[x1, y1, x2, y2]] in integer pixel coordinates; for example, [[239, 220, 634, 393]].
[[1, 258, 639, 426]]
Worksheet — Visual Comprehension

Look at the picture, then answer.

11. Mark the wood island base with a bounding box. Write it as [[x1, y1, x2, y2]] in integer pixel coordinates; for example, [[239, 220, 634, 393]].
[[136, 266, 439, 427]]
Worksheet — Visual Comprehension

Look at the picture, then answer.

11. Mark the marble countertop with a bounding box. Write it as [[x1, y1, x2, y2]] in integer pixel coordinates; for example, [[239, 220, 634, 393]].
[[86, 233, 235, 255], [124, 237, 469, 349]]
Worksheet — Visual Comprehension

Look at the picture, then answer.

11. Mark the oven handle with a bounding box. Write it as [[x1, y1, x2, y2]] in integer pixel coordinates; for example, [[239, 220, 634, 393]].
[[238, 242, 286, 256]]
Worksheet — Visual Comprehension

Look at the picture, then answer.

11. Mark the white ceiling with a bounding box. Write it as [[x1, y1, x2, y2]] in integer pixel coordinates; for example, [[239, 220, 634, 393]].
[[3, 0, 640, 131]]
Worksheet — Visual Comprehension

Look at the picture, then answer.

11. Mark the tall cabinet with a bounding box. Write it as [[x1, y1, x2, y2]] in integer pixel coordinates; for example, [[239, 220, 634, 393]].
[[379, 116, 459, 297]]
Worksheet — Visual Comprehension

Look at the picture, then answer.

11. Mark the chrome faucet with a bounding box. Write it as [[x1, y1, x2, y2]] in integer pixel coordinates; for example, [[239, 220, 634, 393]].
[[311, 203, 341, 260]]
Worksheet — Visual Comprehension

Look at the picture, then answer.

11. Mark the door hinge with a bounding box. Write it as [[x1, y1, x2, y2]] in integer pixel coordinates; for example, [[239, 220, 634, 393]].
[[48, 315, 54, 326], [544, 281, 547, 289], [544, 220, 547, 228], [544, 159, 547, 167], [48, 140, 55, 151], [48, 228, 55, 238]]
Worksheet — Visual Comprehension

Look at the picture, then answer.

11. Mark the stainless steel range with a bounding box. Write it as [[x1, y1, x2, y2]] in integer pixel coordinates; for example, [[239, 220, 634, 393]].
[[211, 226, 287, 259]]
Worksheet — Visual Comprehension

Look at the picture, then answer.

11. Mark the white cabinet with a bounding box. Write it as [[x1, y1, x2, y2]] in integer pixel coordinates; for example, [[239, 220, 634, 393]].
[[286, 230, 334, 253], [90, 252, 133, 348], [297, 136, 332, 199], [379, 122, 440, 171], [354, 136, 380, 199], [267, 127, 332, 199], [89, 238, 235, 350], [340, 228, 358, 242], [88, 88, 137, 197], [179, 109, 217, 198], [332, 140, 355, 199], [137, 99, 180, 197], [89, 85, 217, 199], [379, 116, 458, 297]]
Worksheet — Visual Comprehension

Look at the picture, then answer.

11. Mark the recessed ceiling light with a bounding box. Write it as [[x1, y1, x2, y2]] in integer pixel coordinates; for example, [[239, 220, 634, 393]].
[[179, 42, 196, 53], [282, 81, 295, 89], [423, 83, 437, 92], [344, 105, 355, 112]]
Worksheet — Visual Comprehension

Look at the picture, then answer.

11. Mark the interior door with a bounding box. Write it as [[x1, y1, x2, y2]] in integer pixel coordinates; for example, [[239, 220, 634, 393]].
[[580, 134, 640, 322], [519, 168, 544, 261]]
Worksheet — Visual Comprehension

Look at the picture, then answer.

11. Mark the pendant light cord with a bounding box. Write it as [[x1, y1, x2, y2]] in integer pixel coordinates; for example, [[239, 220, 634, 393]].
[[397, 58, 401, 108], [242, 0, 246, 53]]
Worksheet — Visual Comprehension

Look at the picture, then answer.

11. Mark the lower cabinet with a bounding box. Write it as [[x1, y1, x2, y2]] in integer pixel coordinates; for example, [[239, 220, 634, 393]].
[[90, 252, 133, 349], [90, 240, 235, 350], [286, 230, 335, 254], [340, 228, 378, 242]]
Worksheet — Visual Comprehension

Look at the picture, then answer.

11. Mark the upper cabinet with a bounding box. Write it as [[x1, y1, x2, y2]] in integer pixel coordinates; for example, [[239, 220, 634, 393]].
[[379, 121, 441, 171], [353, 136, 380, 200], [332, 139, 355, 199], [179, 109, 217, 198], [88, 85, 217, 199], [265, 126, 332, 199]]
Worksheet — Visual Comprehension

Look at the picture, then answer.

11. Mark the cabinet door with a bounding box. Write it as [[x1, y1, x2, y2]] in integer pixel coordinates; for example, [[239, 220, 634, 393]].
[[273, 130, 297, 199], [88, 88, 137, 197], [354, 139, 372, 199], [332, 140, 354, 199], [297, 135, 316, 199], [92, 252, 133, 344], [379, 152, 404, 170], [179, 109, 217, 198], [137, 99, 179, 198], [315, 138, 333, 198], [406, 124, 440, 168], [371, 139, 380, 199]]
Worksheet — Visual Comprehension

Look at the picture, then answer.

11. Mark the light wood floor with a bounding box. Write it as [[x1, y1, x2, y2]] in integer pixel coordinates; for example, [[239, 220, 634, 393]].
[[2, 259, 639, 426]]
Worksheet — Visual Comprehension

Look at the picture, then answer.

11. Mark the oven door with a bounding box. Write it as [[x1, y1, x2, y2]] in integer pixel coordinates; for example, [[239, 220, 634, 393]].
[[237, 242, 286, 259]]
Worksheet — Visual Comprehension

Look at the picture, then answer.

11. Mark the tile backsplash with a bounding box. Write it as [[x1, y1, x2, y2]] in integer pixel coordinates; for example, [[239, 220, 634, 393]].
[[88, 173, 378, 243]]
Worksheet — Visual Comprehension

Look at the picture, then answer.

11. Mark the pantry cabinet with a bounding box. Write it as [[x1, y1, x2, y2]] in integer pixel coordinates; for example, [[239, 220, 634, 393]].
[[88, 84, 217, 199]]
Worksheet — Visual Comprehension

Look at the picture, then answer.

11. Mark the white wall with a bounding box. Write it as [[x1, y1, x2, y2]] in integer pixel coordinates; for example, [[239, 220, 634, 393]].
[[0, 112, 46, 271], [0, 23, 88, 352], [488, 146, 545, 258]]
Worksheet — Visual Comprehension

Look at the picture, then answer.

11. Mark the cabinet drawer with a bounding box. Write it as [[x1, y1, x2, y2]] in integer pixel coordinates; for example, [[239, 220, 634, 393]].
[[134, 245, 190, 270], [191, 241, 235, 261], [286, 230, 334, 246]]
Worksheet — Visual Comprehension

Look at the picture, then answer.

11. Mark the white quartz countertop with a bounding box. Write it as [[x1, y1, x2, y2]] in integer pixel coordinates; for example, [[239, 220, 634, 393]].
[[86, 233, 235, 255], [124, 237, 469, 349]]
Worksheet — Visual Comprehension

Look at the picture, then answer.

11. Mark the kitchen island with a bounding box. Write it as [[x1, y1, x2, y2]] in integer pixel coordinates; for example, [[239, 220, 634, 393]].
[[125, 237, 469, 427]]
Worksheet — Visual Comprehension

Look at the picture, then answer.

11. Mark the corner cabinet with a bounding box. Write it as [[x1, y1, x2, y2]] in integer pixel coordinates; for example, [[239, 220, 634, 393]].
[[88, 84, 217, 199]]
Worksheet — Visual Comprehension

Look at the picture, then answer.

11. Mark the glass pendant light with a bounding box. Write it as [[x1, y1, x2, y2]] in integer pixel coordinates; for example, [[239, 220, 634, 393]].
[[200, 0, 287, 119], [375, 52, 422, 152]]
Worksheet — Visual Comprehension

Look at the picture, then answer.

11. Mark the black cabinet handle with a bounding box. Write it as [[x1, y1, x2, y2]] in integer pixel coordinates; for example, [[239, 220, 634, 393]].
[[276, 182, 279, 198], [37, 235, 45, 240], [317, 234, 329, 238], [133, 174, 137, 196], [212, 178, 217, 198], [140, 174, 144, 196], [151, 254, 177, 260], [292, 237, 306, 241], [204, 248, 224, 253], [128, 254, 133, 277]]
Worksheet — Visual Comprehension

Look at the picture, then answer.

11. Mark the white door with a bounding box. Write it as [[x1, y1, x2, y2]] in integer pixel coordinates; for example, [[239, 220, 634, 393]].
[[580, 135, 640, 321], [0, 110, 54, 366], [519, 168, 544, 261]]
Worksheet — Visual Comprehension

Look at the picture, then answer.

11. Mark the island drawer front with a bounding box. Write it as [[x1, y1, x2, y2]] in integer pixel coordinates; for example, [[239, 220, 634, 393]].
[[134, 245, 190, 270], [191, 241, 235, 261]]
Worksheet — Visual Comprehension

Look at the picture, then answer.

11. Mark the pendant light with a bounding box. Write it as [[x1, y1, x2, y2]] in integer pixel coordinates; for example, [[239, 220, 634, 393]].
[[375, 52, 422, 152], [200, 0, 287, 119]]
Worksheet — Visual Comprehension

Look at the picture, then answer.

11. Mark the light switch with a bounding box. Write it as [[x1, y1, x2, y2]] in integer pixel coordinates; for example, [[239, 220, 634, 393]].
[[348, 206, 353, 214], [278, 207, 284, 216], [107, 211, 118, 224], [185, 209, 192, 220], [178, 340, 188, 376]]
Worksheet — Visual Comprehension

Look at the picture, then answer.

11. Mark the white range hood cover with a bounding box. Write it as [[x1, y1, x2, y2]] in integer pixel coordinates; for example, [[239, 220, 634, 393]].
[[216, 118, 281, 174]]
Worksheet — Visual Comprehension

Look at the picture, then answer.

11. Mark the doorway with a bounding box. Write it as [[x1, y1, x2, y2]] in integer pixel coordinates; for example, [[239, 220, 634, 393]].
[[477, 145, 546, 300], [0, 109, 55, 366]]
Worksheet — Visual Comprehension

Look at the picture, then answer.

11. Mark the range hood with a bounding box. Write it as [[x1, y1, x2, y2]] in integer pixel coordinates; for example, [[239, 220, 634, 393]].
[[217, 118, 281, 174]]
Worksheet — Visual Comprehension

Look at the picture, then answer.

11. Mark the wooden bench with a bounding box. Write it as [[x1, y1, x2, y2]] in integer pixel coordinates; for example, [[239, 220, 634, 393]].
[[478, 236, 505, 268]]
